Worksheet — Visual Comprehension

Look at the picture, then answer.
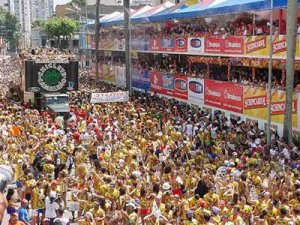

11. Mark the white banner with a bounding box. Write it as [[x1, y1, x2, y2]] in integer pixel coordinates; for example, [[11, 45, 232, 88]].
[[115, 66, 126, 87], [91, 91, 129, 103], [188, 78, 205, 105], [187, 37, 204, 53]]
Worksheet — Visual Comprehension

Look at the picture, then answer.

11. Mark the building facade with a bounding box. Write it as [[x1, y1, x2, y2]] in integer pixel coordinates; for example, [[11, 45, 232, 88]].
[[30, 0, 54, 22], [0, 0, 14, 13], [13, 0, 31, 48]]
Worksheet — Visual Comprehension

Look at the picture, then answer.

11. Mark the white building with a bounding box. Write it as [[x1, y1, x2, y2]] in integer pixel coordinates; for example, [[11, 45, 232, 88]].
[[0, 0, 14, 13], [30, 0, 54, 22], [13, 0, 31, 48]]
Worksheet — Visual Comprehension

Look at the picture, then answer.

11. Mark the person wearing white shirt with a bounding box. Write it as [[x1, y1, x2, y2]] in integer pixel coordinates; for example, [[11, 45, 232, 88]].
[[45, 191, 60, 225]]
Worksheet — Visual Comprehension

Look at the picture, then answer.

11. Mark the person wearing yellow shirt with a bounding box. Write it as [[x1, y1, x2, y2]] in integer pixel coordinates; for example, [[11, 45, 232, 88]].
[[188, 194, 200, 210], [182, 210, 198, 225], [90, 202, 105, 225], [31, 182, 45, 225]]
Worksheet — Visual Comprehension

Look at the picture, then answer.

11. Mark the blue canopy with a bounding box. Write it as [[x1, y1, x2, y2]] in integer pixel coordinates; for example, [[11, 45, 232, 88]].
[[205, 0, 270, 16], [131, 2, 174, 24], [172, 0, 300, 21], [149, 0, 198, 22], [173, 0, 218, 19]]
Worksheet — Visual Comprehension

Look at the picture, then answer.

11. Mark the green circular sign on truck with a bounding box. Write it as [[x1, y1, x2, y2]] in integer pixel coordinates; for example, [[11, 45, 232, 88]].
[[38, 64, 67, 92]]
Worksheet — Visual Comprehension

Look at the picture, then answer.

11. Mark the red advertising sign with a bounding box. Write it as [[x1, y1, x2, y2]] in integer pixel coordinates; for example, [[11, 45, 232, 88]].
[[204, 79, 223, 108], [173, 75, 188, 100], [273, 39, 287, 54], [174, 37, 188, 52], [224, 36, 244, 54], [271, 100, 297, 115], [150, 71, 175, 96], [223, 83, 244, 113], [244, 95, 267, 109], [150, 38, 161, 51], [204, 37, 225, 54], [204, 79, 243, 113]]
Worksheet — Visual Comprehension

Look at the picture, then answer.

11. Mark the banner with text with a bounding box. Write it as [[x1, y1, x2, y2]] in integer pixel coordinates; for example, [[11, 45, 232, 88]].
[[132, 67, 150, 90], [187, 37, 204, 54], [115, 66, 126, 87], [150, 71, 174, 97], [204, 79, 243, 113], [173, 75, 188, 100], [91, 91, 129, 103], [243, 86, 298, 127], [188, 78, 205, 105]]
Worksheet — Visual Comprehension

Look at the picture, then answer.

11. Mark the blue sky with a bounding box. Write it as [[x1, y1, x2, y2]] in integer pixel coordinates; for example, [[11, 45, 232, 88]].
[[54, 0, 71, 6]]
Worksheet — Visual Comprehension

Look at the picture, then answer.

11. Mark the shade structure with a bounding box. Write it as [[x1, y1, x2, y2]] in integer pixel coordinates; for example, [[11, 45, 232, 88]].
[[102, 6, 152, 26], [100, 11, 122, 23], [173, 0, 300, 20], [205, 0, 270, 16], [131, 2, 175, 24], [149, 0, 198, 22], [173, 0, 218, 19]]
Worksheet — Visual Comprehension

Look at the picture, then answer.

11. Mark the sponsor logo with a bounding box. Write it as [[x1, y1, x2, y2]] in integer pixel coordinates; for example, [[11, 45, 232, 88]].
[[189, 81, 203, 93], [246, 37, 266, 53], [190, 38, 202, 48], [271, 101, 297, 115], [153, 74, 159, 85], [244, 96, 267, 109], [273, 40, 287, 54], [206, 88, 221, 97], [175, 38, 185, 48], [225, 41, 242, 48], [162, 75, 173, 88], [207, 41, 220, 48], [225, 92, 242, 101], [38, 64, 67, 92], [174, 79, 187, 91]]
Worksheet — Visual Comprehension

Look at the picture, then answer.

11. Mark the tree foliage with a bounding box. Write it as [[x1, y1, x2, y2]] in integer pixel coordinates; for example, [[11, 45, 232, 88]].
[[0, 9, 20, 51], [31, 20, 46, 28], [44, 17, 79, 49]]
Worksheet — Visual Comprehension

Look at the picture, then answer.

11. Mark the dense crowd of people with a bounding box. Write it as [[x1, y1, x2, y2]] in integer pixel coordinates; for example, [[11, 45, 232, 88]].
[[1, 54, 300, 225], [101, 16, 280, 42]]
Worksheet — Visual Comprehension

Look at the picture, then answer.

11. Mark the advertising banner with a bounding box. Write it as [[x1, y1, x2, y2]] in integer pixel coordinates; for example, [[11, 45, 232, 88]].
[[187, 37, 204, 53], [188, 78, 205, 105], [174, 37, 188, 52], [132, 67, 150, 90], [131, 39, 150, 51], [115, 66, 126, 87], [160, 37, 174, 51], [222, 82, 244, 113], [204, 79, 243, 113], [91, 91, 129, 103], [150, 71, 174, 96], [204, 79, 223, 108], [173, 75, 188, 100], [102, 64, 116, 83], [150, 38, 161, 51], [25, 60, 78, 93], [204, 37, 225, 54], [224, 36, 244, 54], [243, 86, 298, 127]]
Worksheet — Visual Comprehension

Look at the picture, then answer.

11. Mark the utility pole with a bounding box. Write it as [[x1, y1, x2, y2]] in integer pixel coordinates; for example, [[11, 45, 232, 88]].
[[266, 0, 273, 147], [95, 0, 100, 81], [284, 0, 298, 145], [124, 0, 131, 95]]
